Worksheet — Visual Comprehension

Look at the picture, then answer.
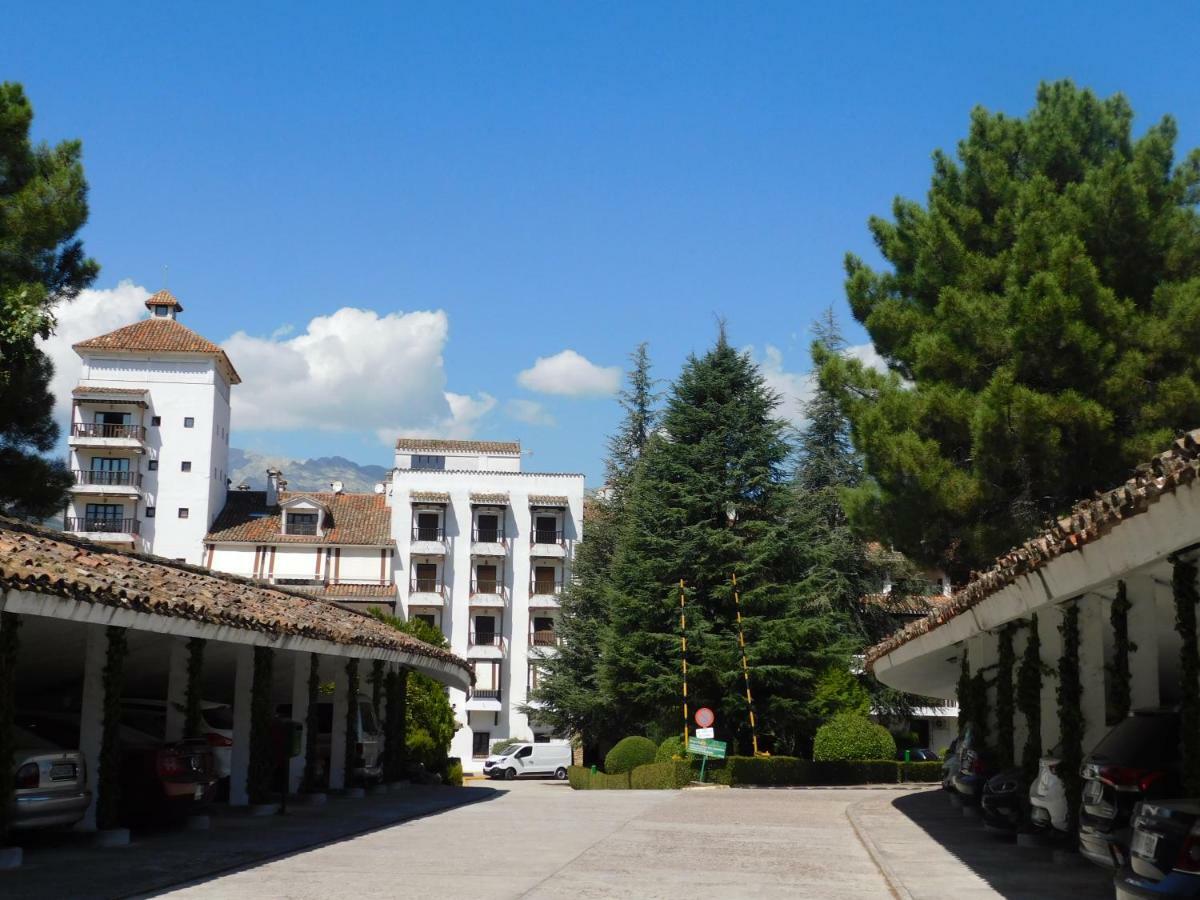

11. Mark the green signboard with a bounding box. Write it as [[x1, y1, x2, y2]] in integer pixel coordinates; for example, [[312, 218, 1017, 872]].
[[687, 737, 727, 759]]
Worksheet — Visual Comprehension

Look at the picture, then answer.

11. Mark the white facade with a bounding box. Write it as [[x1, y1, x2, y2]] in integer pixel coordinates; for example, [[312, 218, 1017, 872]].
[[388, 440, 585, 771]]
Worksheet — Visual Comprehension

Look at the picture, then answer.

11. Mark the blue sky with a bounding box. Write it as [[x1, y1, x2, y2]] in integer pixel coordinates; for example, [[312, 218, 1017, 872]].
[[15, 2, 1200, 485]]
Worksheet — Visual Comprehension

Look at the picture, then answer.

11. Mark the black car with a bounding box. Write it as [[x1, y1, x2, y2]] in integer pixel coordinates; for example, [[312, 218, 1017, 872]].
[[1114, 799, 1200, 898], [952, 723, 997, 804], [981, 767, 1029, 832], [1079, 710, 1181, 869]]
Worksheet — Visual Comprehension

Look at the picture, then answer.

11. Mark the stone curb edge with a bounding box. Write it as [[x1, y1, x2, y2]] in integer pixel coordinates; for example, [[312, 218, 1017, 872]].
[[846, 797, 916, 900]]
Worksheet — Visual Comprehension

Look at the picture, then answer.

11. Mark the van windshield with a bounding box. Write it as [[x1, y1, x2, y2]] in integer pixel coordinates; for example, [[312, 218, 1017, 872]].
[[498, 745, 521, 757]]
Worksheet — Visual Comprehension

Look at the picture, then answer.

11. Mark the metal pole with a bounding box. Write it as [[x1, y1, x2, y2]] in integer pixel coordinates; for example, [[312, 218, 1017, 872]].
[[732, 572, 761, 756], [680, 579, 689, 750]]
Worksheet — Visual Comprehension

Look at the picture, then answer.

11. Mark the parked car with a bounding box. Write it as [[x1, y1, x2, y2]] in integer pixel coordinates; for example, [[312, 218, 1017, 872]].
[[953, 723, 997, 804], [1079, 709, 1181, 869], [981, 767, 1030, 832], [483, 742, 572, 780], [1029, 745, 1070, 838], [120, 698, 235, 779], [277, 693, 383, 786], [1114, 799, 1200, 898], [897, 748, 938, 762], [942, 738, 961, 792], [9, 714, 90, 830]]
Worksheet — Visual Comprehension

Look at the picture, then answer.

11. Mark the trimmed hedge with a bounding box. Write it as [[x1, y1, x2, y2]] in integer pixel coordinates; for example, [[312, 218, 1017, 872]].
[[656, 735, 687, 762], [567, 766, 631, 789], [568, 757, 943, 790], [630, 760, 693, 789], [812, 713, 897, 762], [605, 736, 658, 774]]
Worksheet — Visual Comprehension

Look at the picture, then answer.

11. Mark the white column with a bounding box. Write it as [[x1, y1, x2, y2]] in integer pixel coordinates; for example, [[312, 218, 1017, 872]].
[[1126, 575, 1161, 711], [329, 660, 349, 790], [77, 625, 110, 831], [228, 644, 254, 806], [1078, 595, 1108, 752], [1039, 606, 1064, 752], [289, 652, 312, 793], [164, 638, 188, 741]]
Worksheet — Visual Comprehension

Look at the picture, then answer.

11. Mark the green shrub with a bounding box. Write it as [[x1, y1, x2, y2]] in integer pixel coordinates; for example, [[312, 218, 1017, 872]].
[[593, 770, 631, 789], [812, 713, 897, 762], [605, 736, 658, 774], [656, 735, 688, 762], [631, 761, 692, 789], [568, 765, 592, 790], [807, 760, 899, 784], [446, 758, 464, 787], [898, 761, 942, 783], [723, 755, 808, 785]]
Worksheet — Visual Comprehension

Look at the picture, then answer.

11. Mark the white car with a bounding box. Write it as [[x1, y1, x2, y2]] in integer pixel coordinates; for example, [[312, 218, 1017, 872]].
[[483, 741, 572, 780], [1029, 746, 1069, 834], [120, 698, 235, 779]]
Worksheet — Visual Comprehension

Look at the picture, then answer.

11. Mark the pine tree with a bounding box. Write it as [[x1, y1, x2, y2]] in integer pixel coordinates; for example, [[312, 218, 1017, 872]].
[[821, 81, 1200, 580], [600, 328, 847, 755]]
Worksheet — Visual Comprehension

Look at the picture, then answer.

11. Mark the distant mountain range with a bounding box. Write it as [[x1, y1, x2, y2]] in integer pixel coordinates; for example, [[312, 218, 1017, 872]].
[[227, 448, 390, 493]]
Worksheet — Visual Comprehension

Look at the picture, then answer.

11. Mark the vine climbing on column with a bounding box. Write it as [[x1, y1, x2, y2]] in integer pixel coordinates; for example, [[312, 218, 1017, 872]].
[[97, 627, 128, 830], [1017, 613, 1047, 780], [0, 613, 22, 844], [344, 658, 360, 788], [246, 647, 275, 804], [995, 625, 1016, 768], [1107, 581, 1135, 725], [184, 637, 206, 737], [301, 653, 321, 793], [1058, 602, 1084, 832], [1174, 556, 1200, 796]]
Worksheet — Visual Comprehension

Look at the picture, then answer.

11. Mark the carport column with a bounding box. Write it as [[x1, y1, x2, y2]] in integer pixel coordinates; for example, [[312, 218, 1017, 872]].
[[288, 651, 311, 793], [228, 644, 254, 806], [1126, 575, 1161, 710], [1038, 606, 1064, 751], [329, 658, 349, 790], [76, 624, 108, 831], [164, 637, 188, 741], [1077, 595, 1108, 752]]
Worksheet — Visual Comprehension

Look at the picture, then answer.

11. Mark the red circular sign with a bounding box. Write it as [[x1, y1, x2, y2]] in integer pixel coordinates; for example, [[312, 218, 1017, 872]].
[[695, 707, 715, 728]]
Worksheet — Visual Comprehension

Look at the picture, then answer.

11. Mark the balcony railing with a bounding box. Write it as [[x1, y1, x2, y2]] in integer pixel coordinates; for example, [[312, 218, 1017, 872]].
[[530, 580, 563, 596], [469, 631, 503, 647], [470, 579, 506, 597], [411, 525, 444, 542], [530, 629, 559, 647], [285, 523, 318, 535], [471, 689, 501, 701], [410, 576, 444, 595], [531, 529, 563, 545], [65, 517, 140, 535], [71, 423, 145, 441], [73, 470, 142, 488], [472, 526, 506, 543]]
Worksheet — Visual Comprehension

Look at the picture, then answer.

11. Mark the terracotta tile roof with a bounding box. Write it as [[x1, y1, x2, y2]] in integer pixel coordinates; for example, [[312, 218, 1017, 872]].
[[395, 438, 520, 454], [0, 518, 468, 676], [206, 491, 392, 545], [859, 592, 954, 617], [74, 318, 241, 384], [866, 428, 1200, 669], [529, 495, 569, 506], [145, 289, 184, 311], [410, 491, 450, 504], [71, 386, 149, 397], [470, 492, 509, 504], [288, 583, 398, 599]]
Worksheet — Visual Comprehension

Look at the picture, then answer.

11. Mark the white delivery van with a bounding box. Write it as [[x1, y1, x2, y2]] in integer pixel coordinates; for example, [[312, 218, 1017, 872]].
[[483, 741, 572, 780]]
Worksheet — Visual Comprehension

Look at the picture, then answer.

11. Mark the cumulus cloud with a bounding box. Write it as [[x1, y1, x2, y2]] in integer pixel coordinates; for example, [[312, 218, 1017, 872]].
[[751, 342, 889, 427], [37, 280, 149, 421], [847, 342, 889, 374], [507, 398, 556, 427], [517, 349, 620, 397]]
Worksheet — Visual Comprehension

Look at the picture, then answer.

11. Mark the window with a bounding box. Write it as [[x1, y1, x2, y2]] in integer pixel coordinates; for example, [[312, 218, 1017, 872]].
[[414, 562, 439, 592], [474, 563, 498, 594], [476, 513, 500, 543], [415, 511, 441, 541], [472, 731, 491, 759], [412, 454, 445, 470], [181, 461, 192, 472], [151, 416, 161, 426], [146, 506, 156, 518], [515, 746, 533, 759], [473, 614, 497, 646], [183, 417, 195, 428], [95, 411, 131, 426], [178, 508, 189, 519], [532, 616, 556, 646], [148, 460, 158, 471], [414, 613, 436, 629], [534, 515, 559, 544], [533, 565, 558, 595], [286, 512, 318, 535], [82, 503, 123, 531]]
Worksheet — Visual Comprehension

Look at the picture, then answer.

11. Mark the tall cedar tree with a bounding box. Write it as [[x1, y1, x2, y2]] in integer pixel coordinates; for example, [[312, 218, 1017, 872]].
[[530, 345, 656, 761], [0, 83, 99, 519], [600, 329, 847, 756], [820, 81, 1200, 581]]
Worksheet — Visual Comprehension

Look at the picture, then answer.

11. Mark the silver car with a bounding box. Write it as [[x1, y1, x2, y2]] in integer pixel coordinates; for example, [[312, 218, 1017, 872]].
[[1029, 746, 1069, 834], [11, 715, 91, 830]]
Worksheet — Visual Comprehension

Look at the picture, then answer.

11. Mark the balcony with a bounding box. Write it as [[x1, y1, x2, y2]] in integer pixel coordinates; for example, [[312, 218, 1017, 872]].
[[471, 525, 507, 557], [530, 629, 560, 647], [466, 688, 502, 712], [408, 576, 445, 606], [468, 631, 505, 659], [469, 578, 507, 607], [71, 470, 142, 495], [530, 529, 566, 558], [68, 422, 146, 450], [64, 517, 141, 542], [529, 580, 563, 608], [410, 524, 446, 555]]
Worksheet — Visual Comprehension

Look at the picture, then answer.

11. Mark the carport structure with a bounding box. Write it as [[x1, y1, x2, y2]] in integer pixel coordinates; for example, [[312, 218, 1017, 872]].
[[868, 429, 1200, 757], [0, 518, 471, 831]]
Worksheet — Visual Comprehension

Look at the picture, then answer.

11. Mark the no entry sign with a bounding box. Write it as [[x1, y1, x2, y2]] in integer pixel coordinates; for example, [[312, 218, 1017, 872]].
[[695, 707, 715, 728]]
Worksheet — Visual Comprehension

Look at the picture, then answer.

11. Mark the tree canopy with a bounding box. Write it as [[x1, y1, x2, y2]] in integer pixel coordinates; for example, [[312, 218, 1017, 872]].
[[821, 80, 1200, 580]]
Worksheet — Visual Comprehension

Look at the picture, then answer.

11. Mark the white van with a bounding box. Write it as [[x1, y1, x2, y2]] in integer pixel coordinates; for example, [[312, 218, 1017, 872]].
[[483, 741, 572, 780]]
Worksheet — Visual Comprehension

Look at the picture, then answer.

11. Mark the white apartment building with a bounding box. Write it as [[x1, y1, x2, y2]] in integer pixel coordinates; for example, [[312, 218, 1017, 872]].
[[390, 439, 584, 770], [64, 291, 237, 564]]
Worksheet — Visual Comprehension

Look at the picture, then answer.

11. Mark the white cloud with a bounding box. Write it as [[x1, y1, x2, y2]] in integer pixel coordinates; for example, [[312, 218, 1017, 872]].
[[517, 349, 620, 397], [751, 341, 889, 427], [507, 398, 556, 427], [37, 279, 149, 421], [847, 342, 889, 374]]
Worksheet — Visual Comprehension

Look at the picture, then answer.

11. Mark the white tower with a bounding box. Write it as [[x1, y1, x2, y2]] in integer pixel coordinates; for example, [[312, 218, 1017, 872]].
[[65, 290, 239, 563]]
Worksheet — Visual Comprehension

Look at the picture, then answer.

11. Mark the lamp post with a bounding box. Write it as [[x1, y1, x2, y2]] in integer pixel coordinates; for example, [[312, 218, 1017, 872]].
[[725, 504, 762, 757]]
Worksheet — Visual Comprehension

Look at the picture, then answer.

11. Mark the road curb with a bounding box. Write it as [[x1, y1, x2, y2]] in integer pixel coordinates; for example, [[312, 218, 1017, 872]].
[[846, 798, 915, 900]]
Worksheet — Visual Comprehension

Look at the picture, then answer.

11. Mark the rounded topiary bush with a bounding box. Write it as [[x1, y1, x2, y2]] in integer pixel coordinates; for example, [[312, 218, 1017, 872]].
[[812, 713, 897, 762], [604, 736, 658, 773], [656, 735, 687, 762]]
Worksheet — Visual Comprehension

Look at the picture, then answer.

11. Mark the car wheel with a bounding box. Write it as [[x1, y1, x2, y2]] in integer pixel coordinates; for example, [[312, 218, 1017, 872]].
[[504, 767, 517, 781], [554, 767, 568, 780]]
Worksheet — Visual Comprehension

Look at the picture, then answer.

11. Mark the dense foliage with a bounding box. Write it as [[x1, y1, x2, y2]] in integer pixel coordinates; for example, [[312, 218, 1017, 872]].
[[247, 647, 275, 804], [1057, 603, 1084, 831], [96, 627, 127, 830], [604, 736, 658, 774], [811, 712, 897, 761], [822, 81, 1200, 579], [994, 626, 1016, 768], [1016, 615, 1044, 780], [301, 653, 322, 792], [343, 658, 360, 787], [1108, 581, 1135, 725], [655, 735, 687, 762]]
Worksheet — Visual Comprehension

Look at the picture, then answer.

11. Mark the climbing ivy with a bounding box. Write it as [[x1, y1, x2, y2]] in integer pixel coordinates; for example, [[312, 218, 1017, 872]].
[[184, 637, 205, 737], [0, 613, 21, 844], [246, 647, 275, 804], [371, 659, 385, 719], [1057, 602, 1084, 833], [97, 627, 128, 830], [383, 668, 409, 782], [301, 653, 322, 793], [1174, 558, 1200, 796], [344, 658, 360, 788], [956, 647, 971, 731], [968, 668, 991, 751], [1017, 614, 1045, 780], [995, 626, 1016, 768], [1107, 581, 1136, 725]]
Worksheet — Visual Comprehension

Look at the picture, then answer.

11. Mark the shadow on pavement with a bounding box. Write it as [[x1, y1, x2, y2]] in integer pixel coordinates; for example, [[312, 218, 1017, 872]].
[[889, 790, 1112, 899]]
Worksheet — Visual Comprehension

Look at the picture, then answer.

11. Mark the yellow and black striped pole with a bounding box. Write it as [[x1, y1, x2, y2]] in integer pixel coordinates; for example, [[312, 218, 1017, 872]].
[[732, 572, 761, 756], [680, 578, 689, 749]]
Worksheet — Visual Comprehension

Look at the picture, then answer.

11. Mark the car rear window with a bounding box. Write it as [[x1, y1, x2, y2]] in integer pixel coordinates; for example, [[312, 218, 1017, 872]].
[[1090, 713, 1179, 764], [359, 702, 379, 734], [202, 706, 234, 730]]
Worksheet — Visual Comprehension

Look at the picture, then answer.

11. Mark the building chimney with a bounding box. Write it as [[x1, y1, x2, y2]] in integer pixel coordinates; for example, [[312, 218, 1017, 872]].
[[266, 468, 282, 506], [330, 480, 344, 494], [236, 482, 251, 492]]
